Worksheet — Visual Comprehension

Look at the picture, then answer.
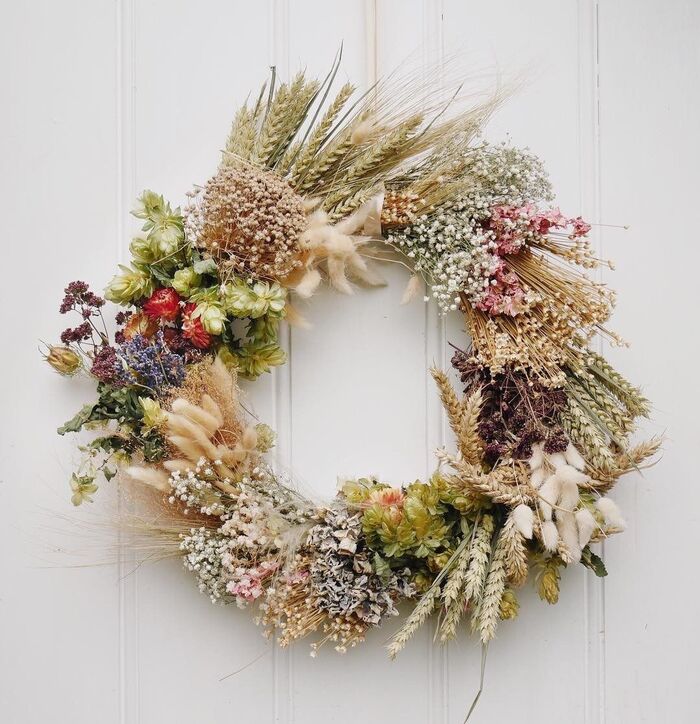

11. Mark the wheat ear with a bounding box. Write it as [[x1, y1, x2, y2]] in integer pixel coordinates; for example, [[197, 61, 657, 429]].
[[501, 514, 528, 587], [387, 585, 440, 659], [476, 529, 508, 643], [431, 366, 464, 438], [289, 82, 355, 183], [463, 514, 494, 605]]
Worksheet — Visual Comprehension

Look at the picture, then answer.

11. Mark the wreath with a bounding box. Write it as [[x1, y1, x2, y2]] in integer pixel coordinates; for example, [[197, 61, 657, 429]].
[[44, 57, 659, 661]]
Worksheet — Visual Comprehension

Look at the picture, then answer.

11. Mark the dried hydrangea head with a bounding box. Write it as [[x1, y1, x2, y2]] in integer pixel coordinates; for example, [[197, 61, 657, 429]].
[[185, 164, 307, 280]]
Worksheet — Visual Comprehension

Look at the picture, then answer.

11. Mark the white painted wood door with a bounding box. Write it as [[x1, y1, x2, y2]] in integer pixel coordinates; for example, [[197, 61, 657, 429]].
[[2, 1, 698, 722]]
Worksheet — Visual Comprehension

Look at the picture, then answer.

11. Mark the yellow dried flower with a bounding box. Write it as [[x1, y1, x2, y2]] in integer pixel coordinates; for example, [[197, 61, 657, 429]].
[[139, 397, 165, 431]]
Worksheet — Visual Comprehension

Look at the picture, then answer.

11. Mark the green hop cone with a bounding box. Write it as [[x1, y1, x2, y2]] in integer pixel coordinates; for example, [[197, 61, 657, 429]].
[[148, 223, 183, 257], [537, 557, 562, 605], [194, 302, 227, 335], [172, 267, 202, 298], [499, 589, 520, 620], [223, 279, 286, 319], [132, 189, 167, 220], [105, 264, 155, 304], [254, 423, 276, 452], [129, 237, 159, 265], [231, 342, 286, 378]]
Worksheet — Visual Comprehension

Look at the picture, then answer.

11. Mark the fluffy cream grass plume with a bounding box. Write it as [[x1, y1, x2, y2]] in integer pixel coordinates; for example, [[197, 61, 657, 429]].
[[575, 507, 597, 549], [527, 441, 595, 560], [595, 496, 626, 530], [512, 503, 534, 539], [127, 358, 257, 496], [284, 196, 385, 297]]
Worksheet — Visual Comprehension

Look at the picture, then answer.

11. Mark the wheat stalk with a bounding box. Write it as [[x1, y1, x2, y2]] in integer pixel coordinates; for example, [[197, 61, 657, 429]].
[[463, 514, 494, 605], [289, 82, 355, 184], [293, 129, 357, 194], [252, 73, 320, 167], [223, 105, 255, 162], [586, 351, 651, 418], [328, 115, 422, 195], [501, 514, 528, 587], [387, 585, 440, 659], [325, 185, 377, 222], [458, 388, 483, 465], [476, 530, 508, 643], [561, 398, 616, 471], [439, 520, 479, 642], [589, 436, 662, 492], [437, 449, 535, 506], [431, 366, 463, 434]]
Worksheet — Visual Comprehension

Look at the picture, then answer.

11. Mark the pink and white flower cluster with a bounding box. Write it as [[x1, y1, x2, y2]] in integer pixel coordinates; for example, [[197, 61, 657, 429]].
[[475, 205, 592, 317]]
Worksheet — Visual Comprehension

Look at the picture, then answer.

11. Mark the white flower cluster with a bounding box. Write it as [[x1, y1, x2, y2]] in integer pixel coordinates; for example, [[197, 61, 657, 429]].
[[387, 142, 553, 313], [459, 140, 553, 211], [180, 527, 231, 603], [175, 462, 311, 606], [169, 459, 228, 517]]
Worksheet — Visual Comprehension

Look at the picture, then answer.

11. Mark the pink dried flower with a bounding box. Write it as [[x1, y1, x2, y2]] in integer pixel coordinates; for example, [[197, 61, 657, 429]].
[[477, 260, 529, 317], [368, 487, 405, 508], [570, 216, 591, 237]]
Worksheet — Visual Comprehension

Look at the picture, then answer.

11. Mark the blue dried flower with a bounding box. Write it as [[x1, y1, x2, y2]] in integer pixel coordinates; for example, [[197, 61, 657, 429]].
[[117, 331, 185, 392]]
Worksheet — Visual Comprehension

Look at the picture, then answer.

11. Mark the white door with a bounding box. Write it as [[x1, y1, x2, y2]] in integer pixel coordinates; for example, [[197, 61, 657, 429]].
[[2, 1, 698, 722]]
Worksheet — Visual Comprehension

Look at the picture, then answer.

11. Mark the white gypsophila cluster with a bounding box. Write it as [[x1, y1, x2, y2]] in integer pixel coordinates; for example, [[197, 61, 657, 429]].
[[459, 140, 553, 211], [179, 488, 281, 605], [168, 458, 228, 517], [387, 202, 500, 312], [386, 141, 553, 313], [180, 527, 231, 603]]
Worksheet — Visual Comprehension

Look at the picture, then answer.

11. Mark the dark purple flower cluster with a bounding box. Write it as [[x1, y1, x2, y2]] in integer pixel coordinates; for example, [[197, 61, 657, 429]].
[[61, 321, 93, 344], [117, 331, 185, 392], [59, 280, 105, 314], [59, 281, 107, 347], [91, 345, 125, 385], [452, 349, 569, 463]]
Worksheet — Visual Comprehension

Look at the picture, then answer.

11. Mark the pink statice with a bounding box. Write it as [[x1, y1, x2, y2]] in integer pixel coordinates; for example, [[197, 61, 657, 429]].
[[489, 204, 534, 254], [570, 216, 591, 237], [476, 204, 592, 317], [490, 204, 591, 247], [477, 260, 529, 317]]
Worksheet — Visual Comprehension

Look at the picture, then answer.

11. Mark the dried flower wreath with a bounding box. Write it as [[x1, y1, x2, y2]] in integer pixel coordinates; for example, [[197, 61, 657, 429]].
[[44, 55, 659, 663]]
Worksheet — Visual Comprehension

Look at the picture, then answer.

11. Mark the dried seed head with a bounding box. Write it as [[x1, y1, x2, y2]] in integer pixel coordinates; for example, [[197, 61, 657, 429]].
[[185, 165, 306, 280]]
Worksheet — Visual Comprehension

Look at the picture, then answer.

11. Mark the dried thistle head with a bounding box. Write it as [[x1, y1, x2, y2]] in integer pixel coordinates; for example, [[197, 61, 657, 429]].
[[186, 164, 307, 281]]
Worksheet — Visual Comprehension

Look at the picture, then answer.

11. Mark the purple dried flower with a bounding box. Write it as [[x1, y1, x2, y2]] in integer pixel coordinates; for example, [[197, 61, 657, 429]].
[[60, 321, 93, 344], [91, 345, 125, 385], [117, 331, 185, 392]]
